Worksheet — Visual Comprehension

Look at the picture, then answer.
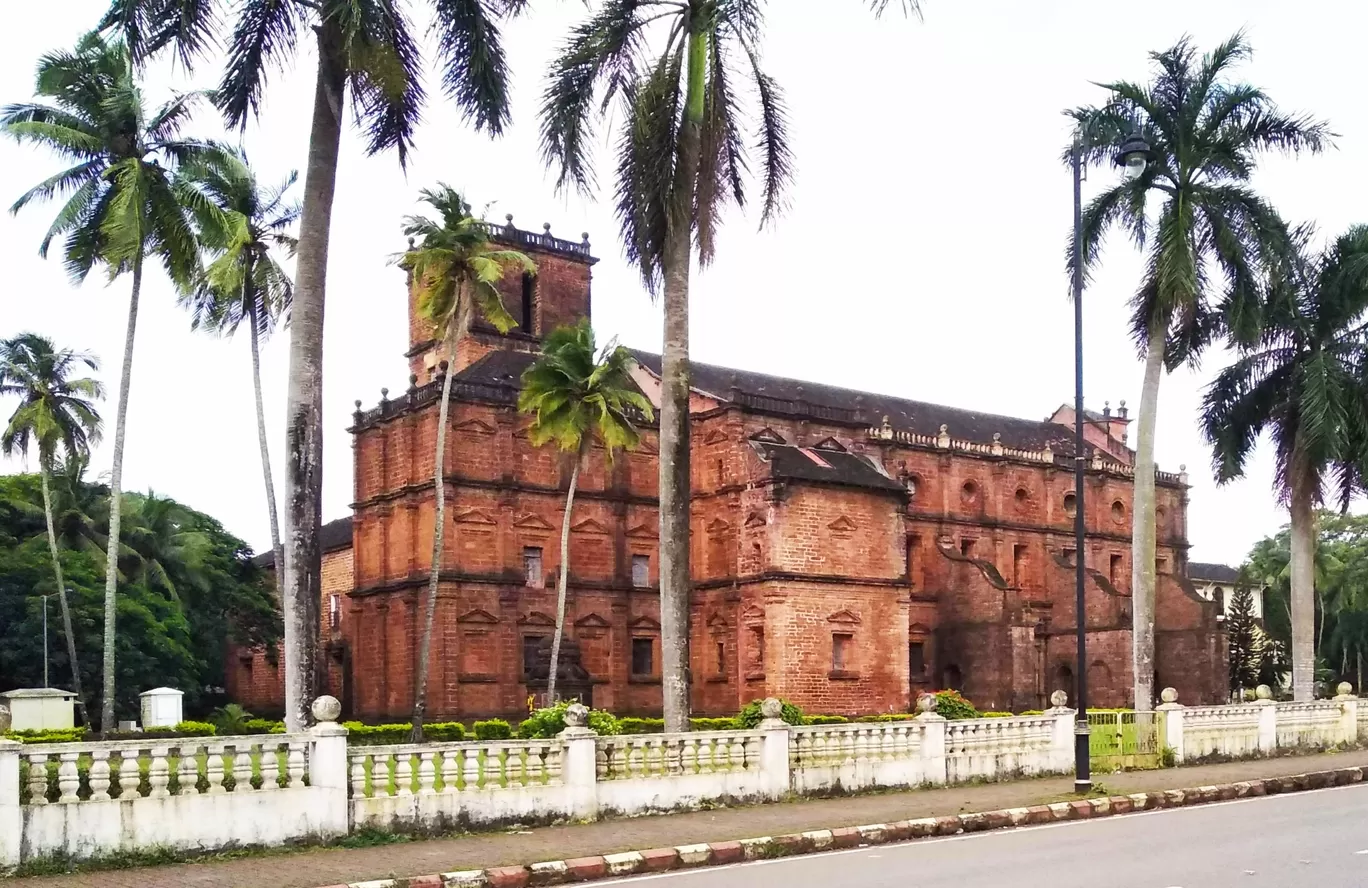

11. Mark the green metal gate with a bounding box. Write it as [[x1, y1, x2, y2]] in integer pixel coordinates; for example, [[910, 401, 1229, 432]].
[[1088, 711, 1162, 771]]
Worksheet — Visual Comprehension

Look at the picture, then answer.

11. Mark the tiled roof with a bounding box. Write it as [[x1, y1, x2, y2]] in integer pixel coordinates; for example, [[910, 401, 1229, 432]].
[[752, 441, 906, 494], [252, 516, 353, 568], [1188, 561, 1241, 583]]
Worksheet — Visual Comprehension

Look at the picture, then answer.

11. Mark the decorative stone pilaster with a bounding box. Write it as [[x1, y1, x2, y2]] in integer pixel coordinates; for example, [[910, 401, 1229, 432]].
[[756, 698, 791, 799], [1333, 682, 1358, 745], [1046, 690, 1076, 773], [0, 736, 19, 869], [1253, 684, 1278, 753], [308, 696, 350, 839], [1156, 687, 1185, 764], [558, 702, 599, 820], [913, 693, 947, 785]]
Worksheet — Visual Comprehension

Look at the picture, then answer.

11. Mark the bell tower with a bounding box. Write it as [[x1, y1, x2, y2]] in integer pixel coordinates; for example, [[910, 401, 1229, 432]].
[[406, 215, 598, 379]]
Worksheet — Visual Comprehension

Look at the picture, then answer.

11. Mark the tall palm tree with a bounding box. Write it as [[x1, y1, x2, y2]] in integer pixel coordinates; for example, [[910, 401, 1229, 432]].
[[179, 150, 298, 598], [518, 319, 653, 702], [398, 186, 533, 741], [539, 0, 795, 732], [3, 32, 218, 731], [1202, 225, 1368, 700], [0, 333, 104, 725], [1067, 32, 1331, 710], [102, 0, 532, 731]]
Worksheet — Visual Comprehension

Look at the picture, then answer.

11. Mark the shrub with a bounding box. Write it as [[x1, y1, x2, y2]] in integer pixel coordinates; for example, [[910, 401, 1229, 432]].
[[930, 689, 979, 720], [689, 717, 739, 731], [243, 718, 286, 734], [5, 728, 84, 744], [736, 698, 805, 728], [806, 715, 849, 725], [343, 721, 466, 744], [209, 703, 254, 735], [855, 713, 917, 723], [425, 722, 467, 742], [473, 719, 512, 740], [170, 720, 217, 736], [518, 702, 619, 738], [1019, 709, 1045, 716], [617, 717, 665, 735]]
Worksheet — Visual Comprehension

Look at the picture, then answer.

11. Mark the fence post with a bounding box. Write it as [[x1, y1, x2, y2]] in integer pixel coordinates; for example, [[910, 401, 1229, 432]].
[[1046, 690, 1075, 774], [558, 702, 599, 821], [913, 694, 947, 785], [1333, 682, 1358, 746], [1254, 685, 1277, 754], [307, 696, 351, 839], [756, 698, 792, 799], [1156, 687, 1184, 765]]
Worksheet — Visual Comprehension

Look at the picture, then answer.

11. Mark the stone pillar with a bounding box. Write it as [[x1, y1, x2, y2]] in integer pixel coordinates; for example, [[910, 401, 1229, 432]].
[[307, 696, 351, 840], [1254, 684, 1277, 754], [558, 702, 600, 820], [1046, 690, 1076, 773], [0, 733, 22, 869], [756, 698, 792, 799], [1333, 682, 1359, 746], [1156, 687, 1184, 764], [913, 693, 947, 785]]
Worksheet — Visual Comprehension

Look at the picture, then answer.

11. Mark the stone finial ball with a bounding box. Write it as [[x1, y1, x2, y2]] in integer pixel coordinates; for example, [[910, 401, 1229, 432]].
[[760, 698, 783, 720], [311, 695, 342, 723], [1338, 681, 1354, 697], [1049, 689, 1068, 708], [564, 702, 589, 728], [1160, 687, 1178, 704], [916, 692, 937, 714], [0, 703, 10, 734], [1255, 684, 1273, 700]]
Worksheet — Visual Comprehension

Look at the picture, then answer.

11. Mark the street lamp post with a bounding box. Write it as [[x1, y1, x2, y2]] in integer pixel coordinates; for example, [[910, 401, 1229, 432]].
[[1070, 129, 1151, 793]]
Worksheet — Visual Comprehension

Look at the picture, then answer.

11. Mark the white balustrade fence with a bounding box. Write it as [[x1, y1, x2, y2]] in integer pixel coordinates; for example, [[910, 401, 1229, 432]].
[[3, 690, 1366, 869]]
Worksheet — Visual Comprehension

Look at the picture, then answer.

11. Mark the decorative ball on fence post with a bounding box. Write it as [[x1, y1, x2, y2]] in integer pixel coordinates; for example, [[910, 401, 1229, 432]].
[[564, 702, 589, 728], [1335, 681, 1355, 700], [1049, 689, 1069, 709], [1159, 687, 1178, 705], [760, 698, 783, 720], [916, 692, 937, 714], [311, 696, 342, 724], [0, 703, 10, 734], [1255, 684, 1273, 701]]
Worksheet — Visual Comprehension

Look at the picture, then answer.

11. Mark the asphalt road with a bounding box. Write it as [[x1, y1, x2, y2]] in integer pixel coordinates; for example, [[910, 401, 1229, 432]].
[[605, 783, 1368, 888]]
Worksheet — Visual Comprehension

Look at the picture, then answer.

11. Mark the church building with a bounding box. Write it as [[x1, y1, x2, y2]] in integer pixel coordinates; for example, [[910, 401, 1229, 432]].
[[227, 218, 1227, 720]]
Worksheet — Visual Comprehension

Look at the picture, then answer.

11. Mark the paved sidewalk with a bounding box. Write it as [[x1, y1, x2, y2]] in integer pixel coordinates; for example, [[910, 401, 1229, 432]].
[[18, 749, 1368, 888]]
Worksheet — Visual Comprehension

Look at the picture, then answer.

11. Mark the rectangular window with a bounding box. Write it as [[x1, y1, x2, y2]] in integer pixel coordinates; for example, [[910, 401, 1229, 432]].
[[907, 535, 923, 587], [749, 626, 765, 672], [522, 635, 546, 679], [631, 638, 654, 676], [832, 633, 853, 672], [715, 641, 726, 675], [631, 554, 650, 588], [1110, 554, 1124, 586], [908, 641, 925, 677], [1062, 548, 1076, 567], [960, 538, 976, 558], [328, 593, 341, 631], [523, 547, 544, 587], [1012, 544, 1027, 587]]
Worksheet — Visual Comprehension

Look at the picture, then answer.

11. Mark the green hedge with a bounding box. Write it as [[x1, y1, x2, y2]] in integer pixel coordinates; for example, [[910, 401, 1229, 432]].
[[243, 718, 286, 734], [981, 711, 1014, 718], [806, 714, 849, 725], [856, 713, 918, 723], [518, 702, 619, 739], [473, 719, 512, 740], [341, 721, 467, 744], [617, 717, 665, 734], [689, 716, 740, 731], [737, 698, 805, 728]]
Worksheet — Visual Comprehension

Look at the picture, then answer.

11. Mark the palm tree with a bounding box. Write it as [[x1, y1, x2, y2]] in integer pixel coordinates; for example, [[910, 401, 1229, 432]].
[[539, 0, 796, 732], [1202, 225, 1368, 700], [1067, 32, 1331, 710], [518, 320, 653, 702], [179, 150, 298, 598], [0, 333, 104, 725], [398, 186, 533, 741], [2, 33, 218, 731], [102, 0, 532, 732]]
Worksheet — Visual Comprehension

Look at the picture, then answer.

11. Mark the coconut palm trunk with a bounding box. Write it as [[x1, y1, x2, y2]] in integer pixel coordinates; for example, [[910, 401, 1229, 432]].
[[1129, 324, 1165, 711], [657, 27, 709, 734], [411, 356, 455, 741], [1289, 453, 1316, 700], [248, 293, 285, 599], [100, 254, 142, 733], [282, 25, 345, 732], [547, 443, 587, 704], [40, 453, 89, 726]]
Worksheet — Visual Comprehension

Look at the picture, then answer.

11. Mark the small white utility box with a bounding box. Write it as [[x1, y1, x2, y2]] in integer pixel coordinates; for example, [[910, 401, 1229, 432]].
[[1, 688, 76, 731], [139, 687, 184, 728]]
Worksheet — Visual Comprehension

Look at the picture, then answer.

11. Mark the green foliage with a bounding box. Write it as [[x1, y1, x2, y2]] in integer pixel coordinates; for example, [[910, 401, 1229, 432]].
[[343, 721, 466, 745], [243, 718, 285, 735], [170, 720, 216, 736], [0, 470, 280, 720], [1019, 710, 1045, 716], [617, 717, 665, 735], [930, 689, 979, 720], [472, 719, 512, 740], [736, 699, 805, 729], [805, 715, 850, 725], [981, 712, 1014, 718], [5, 728, 85, 744], [1227, 580, 1261, 693], [689, 717, 740, 731], [209, 704, 254, 736], [517, 701, 619, 739]]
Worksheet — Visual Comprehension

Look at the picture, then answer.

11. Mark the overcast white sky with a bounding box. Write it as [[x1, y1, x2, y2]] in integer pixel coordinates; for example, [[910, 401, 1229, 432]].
[[2, 1, 1365, 567]]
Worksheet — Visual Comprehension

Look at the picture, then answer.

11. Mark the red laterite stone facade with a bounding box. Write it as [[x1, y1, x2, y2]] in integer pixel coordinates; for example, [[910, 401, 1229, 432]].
[[227, 221, 1226, 719]]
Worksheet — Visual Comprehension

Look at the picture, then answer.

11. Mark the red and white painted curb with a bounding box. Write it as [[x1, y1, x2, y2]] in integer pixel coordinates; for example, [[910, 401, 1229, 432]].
[[320, 766, 1365, 888]]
